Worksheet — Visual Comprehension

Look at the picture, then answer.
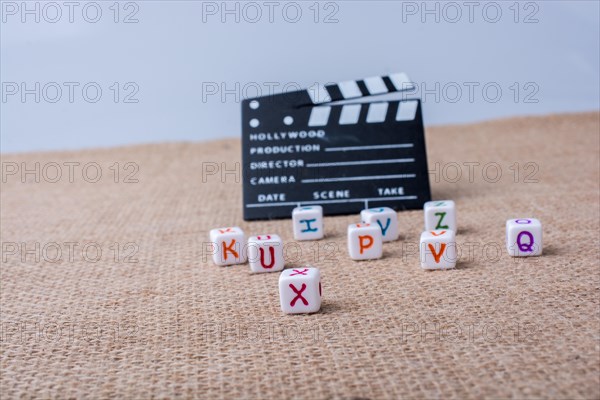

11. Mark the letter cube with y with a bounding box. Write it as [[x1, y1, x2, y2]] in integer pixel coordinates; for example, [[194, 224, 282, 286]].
[[292, 205, 324, 240], [360, 207, 399, 242], [420, 229, 457, 269], [209, 227, 247, 266], [347, 223, 383, 260], [247, 234, 284, 273], [279, 267, 321, 314], [506, 218, 542, 256], [424, 200, 457, 232]]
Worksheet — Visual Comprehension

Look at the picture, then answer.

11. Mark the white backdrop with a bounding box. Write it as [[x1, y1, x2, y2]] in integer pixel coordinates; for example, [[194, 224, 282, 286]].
[[1, 0, 599, 152]]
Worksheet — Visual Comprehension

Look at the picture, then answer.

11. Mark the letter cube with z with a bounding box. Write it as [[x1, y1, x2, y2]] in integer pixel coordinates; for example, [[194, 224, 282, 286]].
[[247, 234, 284, 273], [292, 205, 324, 240], [424, 200, 456, 232], [506, 218, 542, 256], [419, 229, 457, 269], [361, 207, 399, 242], [347, 223, 383, 260], [279, 267, 321, 314], [209, 227, 247, 266]]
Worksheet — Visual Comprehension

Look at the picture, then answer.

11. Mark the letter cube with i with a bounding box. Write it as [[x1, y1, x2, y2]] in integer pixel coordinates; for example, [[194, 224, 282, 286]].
[[247, 234, 284, 273], [209, 227, 247, 266], [279, 267, 321, 314], [419, 229, 457, 269], [292, 205, 324, 240], [424, 200, 457, 232], [360, 207, 399, 242], [506, 218, 542, 256], [347, 223, 383, 260]]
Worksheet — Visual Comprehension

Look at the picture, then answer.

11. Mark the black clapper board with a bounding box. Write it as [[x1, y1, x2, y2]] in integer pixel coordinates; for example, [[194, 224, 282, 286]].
[[241, 73, 431, 220]]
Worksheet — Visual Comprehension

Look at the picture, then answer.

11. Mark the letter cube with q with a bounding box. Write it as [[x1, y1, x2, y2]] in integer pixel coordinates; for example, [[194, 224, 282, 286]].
[[420, 229, 457, 269], [347, 223, 383, 260], [424, 200, 456, 232], [506, 218, 542, 256], [360, 207, 399, 242], [247, 234, 284, 273], [209, 226, 247, 266], [279, 267, 321, 314], [292, 205, 324, 240]]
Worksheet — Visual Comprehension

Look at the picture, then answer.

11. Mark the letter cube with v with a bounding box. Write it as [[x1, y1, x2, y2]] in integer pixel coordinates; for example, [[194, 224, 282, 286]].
[[279, 267, 321, 314], [360, 207, 399, 242], [292, 205, 324, 240], [419, 229, 457, 269], [347, 223, 383, 260], [506, 218, 542, 256], [209, 227, 247, 266], [247, 234, 284, 273], [424, 200, 457, 232]]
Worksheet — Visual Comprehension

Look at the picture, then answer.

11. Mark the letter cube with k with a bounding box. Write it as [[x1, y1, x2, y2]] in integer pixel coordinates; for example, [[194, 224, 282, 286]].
[[247, 234, 284, 273], [506, 218, 542, 256], [360, 207, 399, 242], [347, 223, 383, 260], [292, 205, 324, 240], [209, 226, 247, 266], [419, 229, 457, 269], [424, 200, 456, 231], [279, 267, 321, 314]]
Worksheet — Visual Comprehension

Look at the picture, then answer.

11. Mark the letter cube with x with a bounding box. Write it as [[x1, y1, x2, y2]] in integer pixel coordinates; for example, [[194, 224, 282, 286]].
[[424, 200, 457, 232], [506, 218, 542, 257], [292, 205, 324, 241], [347, 223, 383, 260], [360, 207, 399, 242], [419, 229, 457, 270], [279, 267, 321, 314], [247, 234, 284, 273], [209, 226, 247, 266]]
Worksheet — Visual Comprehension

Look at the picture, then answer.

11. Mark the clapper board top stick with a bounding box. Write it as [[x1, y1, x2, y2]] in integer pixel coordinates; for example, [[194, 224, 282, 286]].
[[241, 73, 431, 221]]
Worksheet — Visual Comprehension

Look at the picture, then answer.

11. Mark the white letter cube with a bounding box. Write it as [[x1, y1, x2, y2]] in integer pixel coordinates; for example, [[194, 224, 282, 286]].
[[279, 267, 321, 314], [247, 234, 285, 273], [506, 218, 542, 256], [420, 229, 457, 269], [424, 200, 457, 232], [347, 223, 383, 260], [292, 205, 324, 240], [360, 207, 399, 242], [209, 226, 247, 266]]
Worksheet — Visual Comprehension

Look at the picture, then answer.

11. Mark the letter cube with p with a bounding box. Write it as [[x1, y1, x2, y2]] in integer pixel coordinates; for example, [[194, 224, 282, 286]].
[[506, 218, 542, 256], [279, 267, 321, 314], [360, 207, 399, 242], [347, 223, 383, 260], [424, 200, 456, 232], [247, 234, 284, 273], [292, 205, 324, 240], [209, 227, 247, 266], [419, 229, 457, 269]]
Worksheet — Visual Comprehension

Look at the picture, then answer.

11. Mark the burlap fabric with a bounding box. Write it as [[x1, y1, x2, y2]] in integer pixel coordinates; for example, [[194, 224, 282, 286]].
[[1, 113, 599, 399]]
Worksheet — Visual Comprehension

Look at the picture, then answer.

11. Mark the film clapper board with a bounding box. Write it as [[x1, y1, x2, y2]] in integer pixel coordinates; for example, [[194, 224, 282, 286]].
[[242, 73, 431, 220]]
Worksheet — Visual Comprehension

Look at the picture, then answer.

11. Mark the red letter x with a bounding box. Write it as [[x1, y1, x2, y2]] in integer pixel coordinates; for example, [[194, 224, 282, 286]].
[[290, 268, 308, 276], [289, 283, 308, 307]]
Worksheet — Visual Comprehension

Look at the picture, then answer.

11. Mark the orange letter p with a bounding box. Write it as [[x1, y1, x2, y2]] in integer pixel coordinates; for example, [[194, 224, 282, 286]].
[[358, 235, 374, 254]]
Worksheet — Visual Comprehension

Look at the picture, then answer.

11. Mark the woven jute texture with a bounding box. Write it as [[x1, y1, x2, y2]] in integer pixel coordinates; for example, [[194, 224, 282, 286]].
[[1, 113, 599, 399]]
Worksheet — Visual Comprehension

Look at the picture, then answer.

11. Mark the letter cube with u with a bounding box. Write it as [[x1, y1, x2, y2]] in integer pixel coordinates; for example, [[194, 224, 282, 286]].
[[424, 200, 456, 232], [419, 229, 457, 269], [247, 234, 284, 273], [360, 207, 399, 242], [279, 267, 321, 314], [347, 223, 383, 260], [506, 218, 542, 256], [292, 205, 324, 241], [209, 226, 247, 266]]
